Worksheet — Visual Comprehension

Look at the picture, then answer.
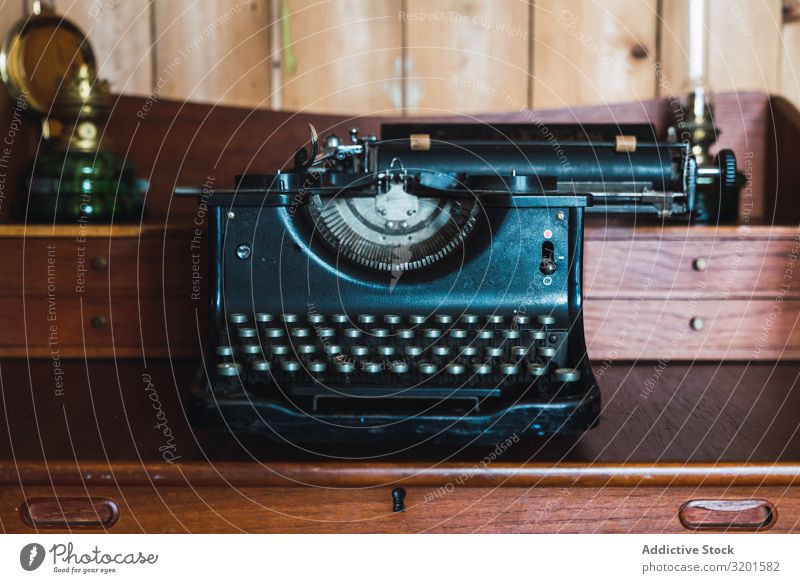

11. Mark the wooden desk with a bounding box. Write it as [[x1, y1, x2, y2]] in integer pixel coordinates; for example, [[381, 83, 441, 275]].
[[1, 359, 798, 532]]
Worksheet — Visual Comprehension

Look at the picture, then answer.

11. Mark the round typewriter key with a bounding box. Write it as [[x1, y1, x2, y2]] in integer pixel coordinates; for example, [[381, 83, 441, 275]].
[[357, 314, 376, 324], [537, 315, 556, 326], [281, 360, 301, 373], [423, 328, 441, 339], [446, 363, 466, 375], [473, 363, 492, 375], [512, 314, 530, 325], [228, 313, 248, 325], [502, 329, 521, 340], [264, 327, 284, 338], [450, 328, 467, 339], [217, 362, 242, 377], [511, 346, 529, 359], [238, 327, 257, 339], [363, 362, 382, 374], [434, 315, 453, 325], [308, 361, 327, 374], [539, 346, 557, 358], [307, 313, 325, 324], [432, 346, 451, 357], [377, 345, 396, 357], [216, 345, 234, 357], [398, 329, 415, 339], [527, 362, 547, 377], [409, 315, 426, 325], [344, 328, 362, 339], [478, 329, 494, 340], [390, 361, 409, 374], [418, 362, 438, 375], [318, 327, 335, 338], [500, 363, 519, 375], [459, 346, 478, 357], [530, 329, 547, 341], [485, 347, 504, 358], [351, 345, 369, 357], [554, 368, 581, 382], [242, 344, 262, 355], [332, 314, 349, 324], [460, 314, 479, 325], [325, 344, 343, 355], [255, 313, 274, 324], [252, 360, 271, 372], [297, 344, 317, 354], [487, 315, 504, 325], [371, 328, 390, 338], [281, 313, 299, 323], [405, 346, 423, 357], [384, 314, 402, 325], [336, 362, 355, 374], [271, 345, 289, 356], [290, 327, 310, 338]]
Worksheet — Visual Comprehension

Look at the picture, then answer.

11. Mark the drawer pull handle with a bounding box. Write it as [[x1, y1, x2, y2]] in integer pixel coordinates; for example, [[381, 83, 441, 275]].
[[91, 256, 108, 272], [20, 497, 120, 529], [692, 257, 709, 271], [679, 499, 775, 531], [91, 315, 108, 329], [689, 316, 704, 331]]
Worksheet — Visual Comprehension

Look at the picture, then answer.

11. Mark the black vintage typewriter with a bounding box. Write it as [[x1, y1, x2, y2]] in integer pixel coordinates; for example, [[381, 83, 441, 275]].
[[184, 122, 737, 447]]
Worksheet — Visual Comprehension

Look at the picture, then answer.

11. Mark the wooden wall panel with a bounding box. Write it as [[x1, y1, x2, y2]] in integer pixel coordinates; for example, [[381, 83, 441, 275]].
[[659, 0, 782, 97], [153, 0, 270, 108], [279, 0, 403, 115], [404, 0, 530, 115], [781, 20, 800, 108], [531, 0, 658, 109], [54, 0, 153, 95]]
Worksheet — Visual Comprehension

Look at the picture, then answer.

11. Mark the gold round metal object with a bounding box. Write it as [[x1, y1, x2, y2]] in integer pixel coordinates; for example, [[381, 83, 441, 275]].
[[0, 10, 96, 115]]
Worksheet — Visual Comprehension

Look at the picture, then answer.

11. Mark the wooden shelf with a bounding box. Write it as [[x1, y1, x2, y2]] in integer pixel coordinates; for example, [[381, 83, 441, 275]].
[[0, 223, 190, 238]]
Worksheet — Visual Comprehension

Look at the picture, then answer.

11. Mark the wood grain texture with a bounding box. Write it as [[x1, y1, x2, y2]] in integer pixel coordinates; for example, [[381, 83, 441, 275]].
[[153, 0, 270, 108], [1, 484, 800, 533], [658, 0, 782, 96], [531, 0, 658, 108], [279, 0, 403, 114], [404, 0, 531, 115], [53, 0, 153, 95]]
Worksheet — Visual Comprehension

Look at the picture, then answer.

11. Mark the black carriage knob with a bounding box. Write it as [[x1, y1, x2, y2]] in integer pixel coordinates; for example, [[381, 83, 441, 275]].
[[392, 487, 406, 512]]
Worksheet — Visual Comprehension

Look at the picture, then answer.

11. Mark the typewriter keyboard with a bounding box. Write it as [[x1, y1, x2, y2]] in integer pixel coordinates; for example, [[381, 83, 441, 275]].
[[211, 311, 581, 402]]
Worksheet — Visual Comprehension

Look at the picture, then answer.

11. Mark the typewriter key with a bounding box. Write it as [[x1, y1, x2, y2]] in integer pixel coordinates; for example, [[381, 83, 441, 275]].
[[336, 362, 355, 374], [217, 362, 242, 377], [485, 347, 504, 358], [398, 329, 415, 339], [511, 346, 529, 359], [459, 346, 478, 357], [446, 363, 466, 375], [255, 313, 274, 323], [377, 345, 396, 357], [290, 327, 311, 338], [344, 328, 362, 339], [371, 328, 390, 338], [238, 327, 257, 339], [434, 315, 453, 325], [297, 344, 317, 354], [527, 362, 547, 377], [500, 363, 519, 375], [252, 360, 271, 372], [539, 346, 557, 358], [281, 360, 301, 372], [404, 346, 423, 357], [271, 345, 289, 356], [478, 329, 494, 340], [324, 344, 343, 355], [418, 362, 438, 375], [318, 327, 336, 338], [216, 345, 234, 357], [363, 362, 382, 374], [228, 313, 248, 325], [530, 329, 547, 341], [357, 314, 376, 324], [487, 315, 504, 325], [351, 345, 369, 357], [423, 328, 441, 339], [537, 315, 556, 326], [554, 368, 580, 382], [432, 346, 451, 357], [460, 314, 479, 325], [450, 328, 467, 339], [409, 315, 426, 325], [307, 313, 325, 324], [390, 362, 409, 374], [242, 344, 263, 355], [264, 327, 284, 338], [383, 315, 402, 325], [473, 363, 492, 375], [503, 329, 521, 340], [308, 361, 327, 374], [332, 314, 349, 324], [281, 314, 299, 323], [512, 315, 530, 325]]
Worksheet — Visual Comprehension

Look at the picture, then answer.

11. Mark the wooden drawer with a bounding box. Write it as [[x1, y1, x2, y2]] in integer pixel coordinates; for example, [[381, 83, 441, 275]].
[[585, 298, 800, 360], [585, 233, 800, 298]]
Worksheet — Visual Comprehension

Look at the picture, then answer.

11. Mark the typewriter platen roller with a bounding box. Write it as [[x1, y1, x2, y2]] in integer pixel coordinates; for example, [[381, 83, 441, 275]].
[[185, 122, 736, 447]]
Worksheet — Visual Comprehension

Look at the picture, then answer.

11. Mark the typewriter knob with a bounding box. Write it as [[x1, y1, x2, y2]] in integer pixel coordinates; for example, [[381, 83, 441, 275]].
[[392, 487, 406, 512], [717, 149, 738, 191]]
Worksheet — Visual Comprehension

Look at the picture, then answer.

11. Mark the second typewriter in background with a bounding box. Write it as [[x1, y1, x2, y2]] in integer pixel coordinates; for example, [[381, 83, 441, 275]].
[[186, 123, 738, 446]]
